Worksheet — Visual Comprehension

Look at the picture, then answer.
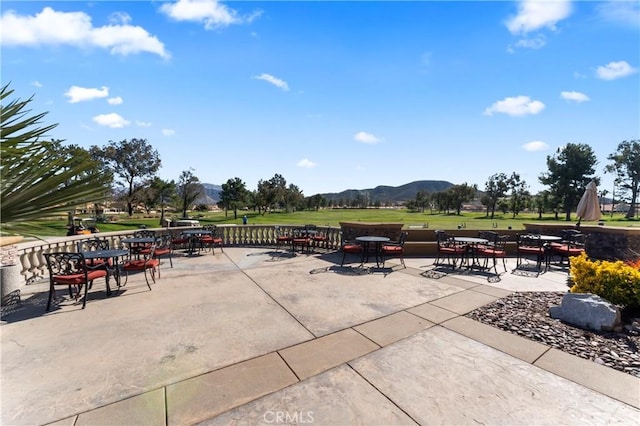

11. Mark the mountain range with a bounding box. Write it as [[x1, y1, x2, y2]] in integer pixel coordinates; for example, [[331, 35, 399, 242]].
[[200, 180, 454, 204]]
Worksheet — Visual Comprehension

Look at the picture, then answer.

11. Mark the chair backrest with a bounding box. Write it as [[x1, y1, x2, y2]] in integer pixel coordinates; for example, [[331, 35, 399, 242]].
[[397, 231, 408, 246], [478, 231, 498, 242], [134, 230, 156, 238], [44, 252, 87, 276], [517, 234, 542, 248], [495, 235, 510, 250], [77, 238, 109, 252], [156, 234, 172, 248], [202, 225, 217, 232]]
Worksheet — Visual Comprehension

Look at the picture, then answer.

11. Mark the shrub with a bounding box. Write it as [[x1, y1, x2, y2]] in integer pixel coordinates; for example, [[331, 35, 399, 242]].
[[569, 252, 640, 308]]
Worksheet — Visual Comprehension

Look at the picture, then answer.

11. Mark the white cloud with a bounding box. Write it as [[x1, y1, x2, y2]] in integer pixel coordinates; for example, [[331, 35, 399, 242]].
[[108, 12, 132, 25], [30, 80, 43, 88], [92, 113, 130, 128], [297, 158, 316, 168], [596, 61, 638, 80], [522, 141, 549, 152], [354, 131, 381, 144], [483, 96, 545, 116], [136, 120, 152, 127], [162, 129, 175, 136], [65, 85, 109, 103], [560, 91, 589, 103], [252, 73, 289, 91], [107, 96, 123, 105], [159, 0, 261, 29], [508, 35, 546, 52], [597, 1, 640, 27], [505, 0, 572, 34], [0, 7, 170, 59]]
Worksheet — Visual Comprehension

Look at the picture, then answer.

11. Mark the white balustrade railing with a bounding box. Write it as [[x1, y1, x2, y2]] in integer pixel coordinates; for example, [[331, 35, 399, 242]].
[[13, 225, 342, 284]]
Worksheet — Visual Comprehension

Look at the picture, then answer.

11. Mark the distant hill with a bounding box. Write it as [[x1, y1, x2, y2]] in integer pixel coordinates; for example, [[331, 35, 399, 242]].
[[319, 180, 455, 203], [196, 183, 221, 205], [199, 180, 456, 205]]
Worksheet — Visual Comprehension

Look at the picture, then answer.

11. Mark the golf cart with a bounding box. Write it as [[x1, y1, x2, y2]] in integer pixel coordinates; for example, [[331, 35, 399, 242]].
[[67, 218, 100, 236]]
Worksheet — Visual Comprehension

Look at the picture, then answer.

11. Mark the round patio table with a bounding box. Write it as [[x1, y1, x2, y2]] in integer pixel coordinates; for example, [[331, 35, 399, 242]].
[[81, 249, 130, 292], [355, 236, 390, 267], [453, 237, 489, 269]]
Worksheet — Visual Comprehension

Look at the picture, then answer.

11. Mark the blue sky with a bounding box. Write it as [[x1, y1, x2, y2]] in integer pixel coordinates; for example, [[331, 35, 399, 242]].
[[1, 1, 638, 197]]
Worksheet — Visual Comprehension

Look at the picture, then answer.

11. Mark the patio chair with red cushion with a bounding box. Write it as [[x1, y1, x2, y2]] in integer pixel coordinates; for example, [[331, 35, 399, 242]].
[[516, 234, 547, 275], [434, 230, 466, 268], [292, 227, 311, 254], [76, 238, 112, 269], [121, 245, 159, 290], [340, 233, 363, 266], [381, 231, 407, 268], [476, 234, 509, 275], [152, 234, 174, 267], [550, 230, 586, 267], [199, 225, 224, 255], [44, 252, 110, 312], [275, 226, 293, 252]]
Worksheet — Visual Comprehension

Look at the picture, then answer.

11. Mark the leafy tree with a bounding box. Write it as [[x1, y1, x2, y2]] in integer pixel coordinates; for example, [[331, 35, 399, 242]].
[[448, 183, 477, 215], [219, 177, 249, 219], [139, 177, 177, 225], [539, 143, 598, 221], [482, 173, 508, 219], [177, 169, 202, 218], [91, 138, 161, 216], [606, 140, 640, 218], [507, 173, 529, 218], [0, 84, 110, 235], [284, 183, 305, 212]]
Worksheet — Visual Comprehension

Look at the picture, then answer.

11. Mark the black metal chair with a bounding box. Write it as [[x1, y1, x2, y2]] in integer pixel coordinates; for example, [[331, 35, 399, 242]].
[[434, 230, 466, 268], [550, 230, 586, 267], [381, 231, 408, 268], [44, 252, 109, 311], [340, 232, 363, 266], [476, 234, 509, 275], [275, 226, 292, 252], [516, 234, 547, 275]]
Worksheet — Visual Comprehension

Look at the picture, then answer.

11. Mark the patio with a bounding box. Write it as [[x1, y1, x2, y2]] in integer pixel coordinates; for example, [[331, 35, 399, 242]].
[[1, 248, 639, 425]]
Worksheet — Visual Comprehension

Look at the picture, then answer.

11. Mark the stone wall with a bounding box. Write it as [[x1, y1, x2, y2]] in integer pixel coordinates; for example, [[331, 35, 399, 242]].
[[523, 223, 640, 261], [339, 222, 404, 242]]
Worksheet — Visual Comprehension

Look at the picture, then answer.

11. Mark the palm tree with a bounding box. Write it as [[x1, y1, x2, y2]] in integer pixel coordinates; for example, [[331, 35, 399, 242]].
[[1, 83, 111, 236]]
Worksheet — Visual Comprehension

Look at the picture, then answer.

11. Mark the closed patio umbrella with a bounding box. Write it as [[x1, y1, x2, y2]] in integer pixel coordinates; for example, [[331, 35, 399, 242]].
[[576, 181, 602, 223]]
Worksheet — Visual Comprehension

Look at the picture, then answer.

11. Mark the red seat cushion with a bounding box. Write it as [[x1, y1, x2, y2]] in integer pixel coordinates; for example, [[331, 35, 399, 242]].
[[382, 245, 402, 253], [439, 247, 466, 254], [123, 259, 160, 270], [343, 244, 362, 253], [154, 248, 171, 256], [518, 247, 545, 255], [478, 248, 506, 257], [201, 237, 223, 244], [554, 247, 584, 256], [172, 238, 189, 245], [53, 270, 107, 285]]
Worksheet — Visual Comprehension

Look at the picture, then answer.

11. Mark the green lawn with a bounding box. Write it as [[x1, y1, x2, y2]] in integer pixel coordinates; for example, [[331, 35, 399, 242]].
[[24, 209, 638, 237]]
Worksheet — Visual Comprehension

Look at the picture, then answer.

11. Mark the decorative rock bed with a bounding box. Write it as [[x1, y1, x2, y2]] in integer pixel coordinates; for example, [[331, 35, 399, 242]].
[[467, 292, 640, 378]]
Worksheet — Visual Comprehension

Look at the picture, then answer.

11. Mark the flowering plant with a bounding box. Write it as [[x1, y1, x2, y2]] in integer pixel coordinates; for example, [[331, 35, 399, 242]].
[[569, 252, 640, 308]]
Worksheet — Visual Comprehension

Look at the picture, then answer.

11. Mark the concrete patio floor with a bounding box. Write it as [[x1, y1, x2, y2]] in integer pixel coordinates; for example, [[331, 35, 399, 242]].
[[1, 247, 638, 425]]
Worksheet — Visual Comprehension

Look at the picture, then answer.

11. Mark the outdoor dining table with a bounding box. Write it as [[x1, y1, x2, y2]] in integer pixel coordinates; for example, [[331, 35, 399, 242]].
[[180, 229, 213, 255], [80, 249, 130, 293], [120, 237, 156, 258], [453, 236, 488, 269], [355, 236, 390, 267]]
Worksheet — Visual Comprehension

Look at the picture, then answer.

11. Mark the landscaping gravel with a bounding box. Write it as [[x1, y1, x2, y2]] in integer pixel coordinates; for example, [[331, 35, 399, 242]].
[[466, 292, 640, 378]]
